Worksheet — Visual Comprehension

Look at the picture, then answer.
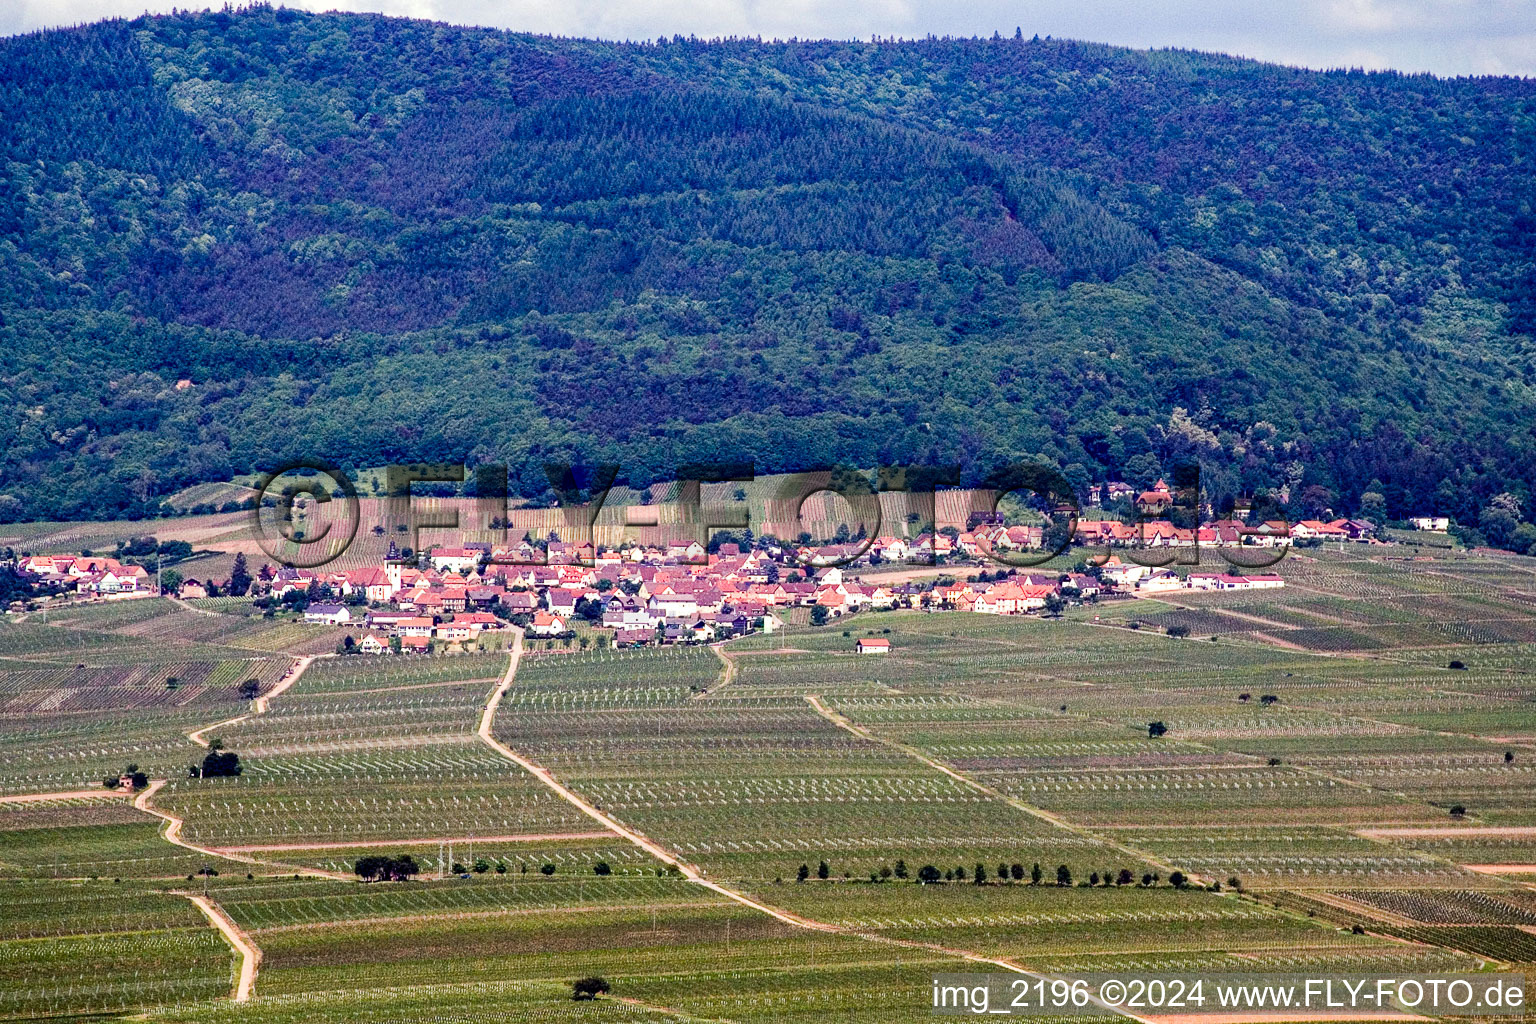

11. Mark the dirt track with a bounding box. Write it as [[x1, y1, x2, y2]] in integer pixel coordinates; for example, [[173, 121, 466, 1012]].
[[187, 654, 318, 748], [0, 789, 128, 804], [180, 892, 260, 1002], [1356, 825, 1536, 839], [476, 631, 1170, 1024]]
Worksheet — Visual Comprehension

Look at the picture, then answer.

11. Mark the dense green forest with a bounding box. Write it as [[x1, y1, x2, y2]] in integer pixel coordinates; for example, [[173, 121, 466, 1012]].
[[1, 8, 1534, 543]]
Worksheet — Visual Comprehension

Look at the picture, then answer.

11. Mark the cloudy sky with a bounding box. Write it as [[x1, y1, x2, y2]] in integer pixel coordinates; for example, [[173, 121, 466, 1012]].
[[4, 0, 1534, 77]]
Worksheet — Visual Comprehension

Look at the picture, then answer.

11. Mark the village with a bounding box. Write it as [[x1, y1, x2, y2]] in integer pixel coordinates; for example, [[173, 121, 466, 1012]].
[[7, 481, 1432, 649]]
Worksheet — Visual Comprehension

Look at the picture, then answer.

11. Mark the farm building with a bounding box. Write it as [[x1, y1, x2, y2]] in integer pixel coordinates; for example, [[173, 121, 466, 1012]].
[[856, 637, 890, 654]]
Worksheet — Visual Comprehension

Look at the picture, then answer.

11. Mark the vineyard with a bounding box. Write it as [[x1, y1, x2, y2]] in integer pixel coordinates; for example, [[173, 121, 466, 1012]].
[[3, 550, 1536, 1019]]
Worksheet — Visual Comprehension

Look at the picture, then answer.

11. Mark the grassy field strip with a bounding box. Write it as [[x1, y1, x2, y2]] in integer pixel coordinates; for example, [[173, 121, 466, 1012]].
[[215, 831, 616, 852], [478, 630, 1169, 1024], [613, 992, 743, 1023], [188, 654, 318, 748], [247, 898, 738, 937], [0, 788, 129, 803], [803, 693, 1186, 878], [181, 891, 261, 1002], [1053, 625, 1482, 805]]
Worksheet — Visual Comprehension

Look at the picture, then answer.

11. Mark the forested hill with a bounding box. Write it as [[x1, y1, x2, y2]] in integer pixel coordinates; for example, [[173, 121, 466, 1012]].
[[2, 9, 1535, 538]]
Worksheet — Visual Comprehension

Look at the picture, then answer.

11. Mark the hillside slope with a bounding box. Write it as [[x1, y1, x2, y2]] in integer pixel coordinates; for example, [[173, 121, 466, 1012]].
[[1, 10, 1533, 530]]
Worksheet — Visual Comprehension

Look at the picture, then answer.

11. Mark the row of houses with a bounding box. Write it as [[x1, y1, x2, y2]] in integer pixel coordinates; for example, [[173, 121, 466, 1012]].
[[1093, 557, 1284, 593], [17, 555, 151, 595]]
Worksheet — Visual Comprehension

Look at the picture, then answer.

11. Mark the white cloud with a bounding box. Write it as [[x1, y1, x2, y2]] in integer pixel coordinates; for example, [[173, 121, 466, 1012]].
[[3, 0, 1533, 77]]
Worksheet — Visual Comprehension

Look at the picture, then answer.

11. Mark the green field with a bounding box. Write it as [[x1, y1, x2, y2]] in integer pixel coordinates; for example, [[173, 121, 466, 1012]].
[[3, 548, 1536, 1019]]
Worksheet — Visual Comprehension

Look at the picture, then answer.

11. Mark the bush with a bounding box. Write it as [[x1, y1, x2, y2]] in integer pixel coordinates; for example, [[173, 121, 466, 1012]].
[[572, 976, 610, 1001], [916, 864, 942, 884], [593, 861, 611, 876]]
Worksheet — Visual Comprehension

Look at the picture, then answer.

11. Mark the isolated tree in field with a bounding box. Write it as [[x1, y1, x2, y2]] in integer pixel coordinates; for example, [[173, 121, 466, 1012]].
[[916, 865, 942, 884], [1505, 751, 1515, 763], [797, 863, 810, 882], [196, 742, 242, 778], [1011, 863, 1025, 881], [1259, 694, 1278, 706], [1169, 871, 1188, 889], [473, 858, 490, 874], [228, 553, 252, 597], [1044, 593, 1065, 617], [1449, 804, 1467, 818], [817, 860, 829, 880], [974, 862, 986, 885], [1117, 869, 1134, 886], [237, 680, 260, 700], [894, 859, 908, 879], [997, 863, 1009, 882], [1227, 876, 1242, 891], [355, 854, 419, 881], [593, 861, 611, 876], [1031, 862, 1043, 885], [1147, 721, 1168, 737], [1237, 693, 1251, 702], [1089, 872, 1100, 886], [879, 864, 892, 880], [954, 864, 968, 882], [1166, 625, 1189, 638], [572, 977, 610, 1001], [540, 863, 556, 875], [1056, 864, 1072, 887]]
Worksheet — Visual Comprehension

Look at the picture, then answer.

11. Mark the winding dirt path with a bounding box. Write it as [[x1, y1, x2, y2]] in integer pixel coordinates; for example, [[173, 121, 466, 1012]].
[[692, 643, 736, 700], [132, 780, 347, 880], [188, 654, 318, 748], [475, 630, 1164, 1022], [179, 892, 260, 1002]]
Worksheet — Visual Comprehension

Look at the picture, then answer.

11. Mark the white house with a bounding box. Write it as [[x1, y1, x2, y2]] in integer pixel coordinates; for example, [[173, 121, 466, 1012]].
[[528, 611, 566, 637], [304, 603, 351, 625], [357, 633, 388, 654], [1409, 516, 1450, 531], [429, 547, 483, 573], [856, 637, 890, 654]]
